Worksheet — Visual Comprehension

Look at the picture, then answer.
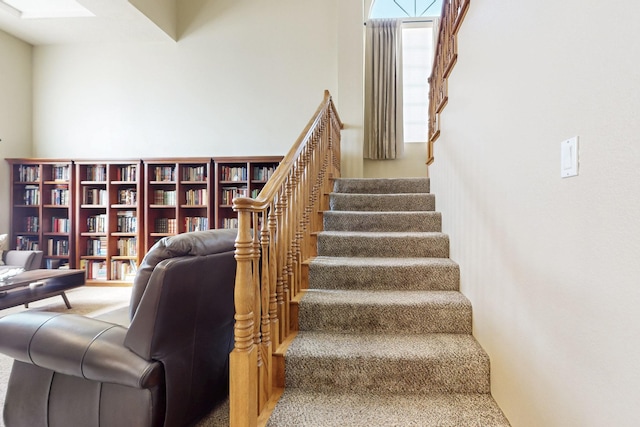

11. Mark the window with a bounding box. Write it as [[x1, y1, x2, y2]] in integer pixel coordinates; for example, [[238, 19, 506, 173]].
[[369, 0, 440, 143]]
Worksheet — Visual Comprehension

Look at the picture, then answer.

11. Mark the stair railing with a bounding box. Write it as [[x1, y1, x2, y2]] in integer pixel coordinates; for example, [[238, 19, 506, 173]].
[[229, 90, 342, 427], [427, 0, 470, 164]]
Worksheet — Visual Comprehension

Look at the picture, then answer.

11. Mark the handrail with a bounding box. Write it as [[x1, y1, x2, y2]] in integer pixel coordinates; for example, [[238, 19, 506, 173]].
[[229, 90, 342, 427], [427, 0, 470, 164]]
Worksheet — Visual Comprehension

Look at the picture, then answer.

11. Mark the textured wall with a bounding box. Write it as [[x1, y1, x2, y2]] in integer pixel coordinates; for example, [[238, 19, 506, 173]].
[[430, 1, 640, 425], [0, 30, 32, 234]]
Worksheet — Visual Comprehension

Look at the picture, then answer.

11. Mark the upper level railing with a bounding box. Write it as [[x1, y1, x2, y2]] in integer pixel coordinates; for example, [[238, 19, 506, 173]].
[[427, 0, 470, 164], [229, 91, 342, 427]]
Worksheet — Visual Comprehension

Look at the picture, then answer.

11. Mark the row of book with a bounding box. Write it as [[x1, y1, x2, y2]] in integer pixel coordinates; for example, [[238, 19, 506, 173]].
[[85, 165, 106, 181], [16, 236, 39, 251], [252, 166, 276, 182], [23, 216, 39, 233], [153, 190, 177, 205], [182, 166, 207, 182], [22, 186, 40, 205], [220, 187, 247, 205], [116, 165, 137, 182], [185, 189, 208, 206], [185, 217, 208, 232], [83, 187, 107, 205], [50, 187, 70, 206], [87, 237, 108, 256], [116, 211, 137, 233], [220, 166, 247, 182], [117, 237, 137, 256], [155, 218, 177, 234], [153, 166, 176, 182], [51, 216, 70, 233], [87, 214, 107, 233], [17, 165, 40, 183], [51, 165, 70, 182], [80, 259, 138, 281], [222, 218, 239, 229], [117, 189, 137, 205], [47, 238, 69, 256]]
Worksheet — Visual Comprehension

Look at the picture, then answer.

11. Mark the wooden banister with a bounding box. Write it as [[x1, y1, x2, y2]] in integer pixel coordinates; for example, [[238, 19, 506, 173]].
[[229, 91, 343, 427], [427, 0, 470, 165]]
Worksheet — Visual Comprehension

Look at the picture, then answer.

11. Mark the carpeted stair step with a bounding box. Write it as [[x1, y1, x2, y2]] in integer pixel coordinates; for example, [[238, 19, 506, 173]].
[[298, 289, 472, 334], [323, 210, 441, 232], [284, 331, 490, 394], [309, 256, 460, 291], [266, 389, 511, 427], [333, 177, 430, 194], [317, 231, 449, 258], [329, 192, 435, 212]]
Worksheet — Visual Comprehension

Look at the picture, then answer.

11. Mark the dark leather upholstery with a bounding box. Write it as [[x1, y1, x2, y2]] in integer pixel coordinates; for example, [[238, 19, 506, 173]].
[[0, 229, 238, 427]]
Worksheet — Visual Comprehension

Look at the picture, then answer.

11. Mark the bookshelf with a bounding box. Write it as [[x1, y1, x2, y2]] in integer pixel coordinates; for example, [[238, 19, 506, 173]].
[[7, 159, 75, 269], [214, 157, 281, 229], [143, 158, 212, 253], [75, 160, 143, 284], [6, 156, 282, 285]]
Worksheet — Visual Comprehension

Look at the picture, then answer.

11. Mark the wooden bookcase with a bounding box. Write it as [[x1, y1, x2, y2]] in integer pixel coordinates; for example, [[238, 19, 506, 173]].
[[75, 160, 143, 285], [214, 157, 281, 229], [143, 158, 212, 253], [6, 156, 282, 285], [7, 159, 75, 269]]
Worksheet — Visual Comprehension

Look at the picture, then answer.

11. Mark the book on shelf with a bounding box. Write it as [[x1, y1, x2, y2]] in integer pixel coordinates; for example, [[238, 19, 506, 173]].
[[85, 165, 106, 181], [87, 214, 107, 233], [23, 216, 39, 233], [154, 166, 176, 182], [185, 217, 208, 232], [18, 165, 40, 182], [117, 165, 137, 182], [82, 187, 107, 205], [111, 259, 138, 281], [15, 236, 39, 251], [117, 211, 137, 233], [117, 189, 137, 205], [22, 185, 40, 205], [51, 165, 70, 182], [117, 237, 137, 256], [220, 166, 247, 182], [50, 186, 69, 206], [51, 216, 70, 233], [185, 189, 207, 206], [182, 166, 207, 182], [252, 165, 276, 182], [155, 218, 177, 234], [153, 189, 176, 205]]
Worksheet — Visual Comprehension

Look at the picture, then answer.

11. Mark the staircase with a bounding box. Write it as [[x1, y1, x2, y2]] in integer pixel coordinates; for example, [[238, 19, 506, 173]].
[[266, 178, 510, 426]]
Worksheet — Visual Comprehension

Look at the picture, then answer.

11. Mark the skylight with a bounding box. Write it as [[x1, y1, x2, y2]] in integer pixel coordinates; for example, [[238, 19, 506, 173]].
[[0, 0, 94, 19]]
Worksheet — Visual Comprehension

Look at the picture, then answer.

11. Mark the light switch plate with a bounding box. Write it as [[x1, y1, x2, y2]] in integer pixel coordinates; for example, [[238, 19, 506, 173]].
[[561, 136, 579, 178]]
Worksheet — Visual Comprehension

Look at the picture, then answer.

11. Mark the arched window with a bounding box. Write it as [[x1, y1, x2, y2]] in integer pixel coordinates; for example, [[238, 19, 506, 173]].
[[368, 0, 440, 145], [370, 0, 443, 19]]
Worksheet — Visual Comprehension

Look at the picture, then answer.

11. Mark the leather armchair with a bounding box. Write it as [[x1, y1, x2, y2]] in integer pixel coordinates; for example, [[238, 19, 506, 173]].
[[0, 229, 238, 427]]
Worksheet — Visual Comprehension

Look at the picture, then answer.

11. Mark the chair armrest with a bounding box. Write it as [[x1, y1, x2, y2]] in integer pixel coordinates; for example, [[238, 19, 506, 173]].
[[4, 250, 43, 270], [0, 311, 163, 389]]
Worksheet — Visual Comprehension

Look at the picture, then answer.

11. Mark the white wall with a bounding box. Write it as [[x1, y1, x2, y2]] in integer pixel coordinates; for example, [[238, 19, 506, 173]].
[[430, 1, 640, 426], [0, 30, 32, 234], [32, 0, 340, 161]]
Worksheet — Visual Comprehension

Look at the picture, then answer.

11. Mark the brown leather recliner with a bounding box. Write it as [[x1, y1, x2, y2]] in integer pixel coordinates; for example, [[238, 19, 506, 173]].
[[0, 229, 238, 427]]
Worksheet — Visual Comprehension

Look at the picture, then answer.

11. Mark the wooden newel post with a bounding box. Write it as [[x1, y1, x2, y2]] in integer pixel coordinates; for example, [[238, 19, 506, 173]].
[[230, 204, 258, 427]]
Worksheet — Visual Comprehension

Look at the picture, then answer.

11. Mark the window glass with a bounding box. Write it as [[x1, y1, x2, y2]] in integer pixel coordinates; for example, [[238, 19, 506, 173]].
[[370, 0, 443, 19], [402, 25, 433, 143]]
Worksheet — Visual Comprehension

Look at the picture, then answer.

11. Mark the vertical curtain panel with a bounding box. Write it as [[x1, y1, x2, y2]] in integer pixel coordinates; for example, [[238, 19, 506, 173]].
[[364, 18, 404, 160]]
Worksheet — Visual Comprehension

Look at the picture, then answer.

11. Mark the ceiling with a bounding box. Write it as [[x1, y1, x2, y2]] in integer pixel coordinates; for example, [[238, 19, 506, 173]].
[[0, 0, 176, 45]]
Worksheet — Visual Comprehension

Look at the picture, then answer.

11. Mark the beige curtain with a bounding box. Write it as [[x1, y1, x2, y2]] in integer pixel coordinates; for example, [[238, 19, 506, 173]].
[[364, 18, 404, 160]]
